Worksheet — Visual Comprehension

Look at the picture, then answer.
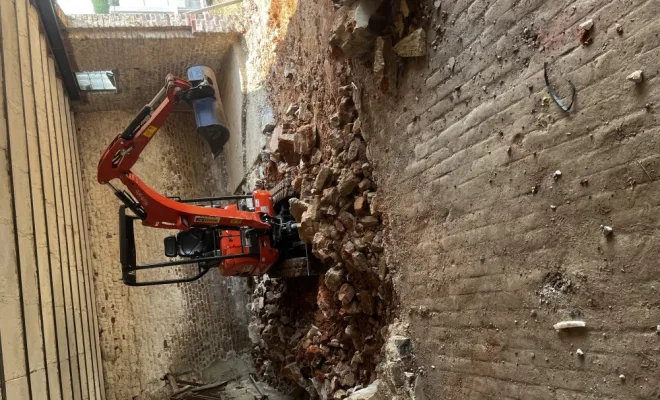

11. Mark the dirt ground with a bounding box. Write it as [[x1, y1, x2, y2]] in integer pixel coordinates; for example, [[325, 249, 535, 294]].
[[264, 0, 660, 398]]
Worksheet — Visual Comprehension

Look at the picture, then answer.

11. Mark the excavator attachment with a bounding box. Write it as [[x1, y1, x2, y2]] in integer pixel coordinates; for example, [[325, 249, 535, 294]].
[[185, 65, 230, 156]]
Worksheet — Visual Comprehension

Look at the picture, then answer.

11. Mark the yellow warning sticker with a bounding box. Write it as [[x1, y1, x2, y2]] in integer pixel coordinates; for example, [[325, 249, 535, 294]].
[[143, 125, 158, 138], [193, 216, 221, 224], [229, 219, 242, 225]]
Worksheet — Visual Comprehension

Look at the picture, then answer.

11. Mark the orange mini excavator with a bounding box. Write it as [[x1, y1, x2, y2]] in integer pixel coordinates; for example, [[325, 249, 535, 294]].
[[98, 65, 321, 286]]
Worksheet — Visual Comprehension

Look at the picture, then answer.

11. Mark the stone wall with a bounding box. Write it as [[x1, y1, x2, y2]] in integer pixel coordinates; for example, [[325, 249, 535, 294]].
[[75, 110, 251, 399], [0, 0, 103, 398]]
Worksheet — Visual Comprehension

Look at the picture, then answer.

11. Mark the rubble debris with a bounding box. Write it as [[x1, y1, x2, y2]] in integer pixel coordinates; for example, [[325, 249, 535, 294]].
[[289, 198, 309, 222], [284, 65, 296, 79], [346, 380, 379, 399], [314, 166, 333, 192], [619, 374, 626, 382], [393, 28, 427, 57], [254, 29, 396, 399], [263, 123, 276, 134], [330, 0, 382, 58], [578, 19, 593, 45], [576, 348, 584, 357], [322, 187, 340, 205], [447, 56, 456, 72], [276, 133, 300, 165], [347, 138, 365, 161], [360, 216, 379, 228], [374, 36, 397, 92], [338, 170, 361, 196], [600, 225, 614, 237], [615, 23, 623, 34], [544, 62, 576, 112], [387, 335, 413, 359], [297, 102, 312, 122], [286, 103, 299, 116], [354, 196, 367, 214], [553, 170, 562, 180], [627, 70, 644, 84], [553, 320, 586, 330], [310, 148, 323, 165], [351, 251, 369, 271], [338, 283, 356, 305], [325, 266, 345, 292], [294, 124, 316, 155], [298, 211, 319, 242], [579, 19, 594, 31]]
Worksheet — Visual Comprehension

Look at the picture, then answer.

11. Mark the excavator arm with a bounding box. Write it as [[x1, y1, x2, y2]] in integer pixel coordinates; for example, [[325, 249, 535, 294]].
[[97, 71, 271, 232]]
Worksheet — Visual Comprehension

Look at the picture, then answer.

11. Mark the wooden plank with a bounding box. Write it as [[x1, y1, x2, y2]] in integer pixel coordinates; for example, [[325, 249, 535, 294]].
[[28, 5, 61, 399], [40, 37, 72, 400], [15, 0, 51, 396], [0, 0, 34, 398], [71, 115, 106, 400], [63, 96, 93, 400], [53, 76, 84, 400], [68, 109, 102, 400], [46, 56, 76, 400]]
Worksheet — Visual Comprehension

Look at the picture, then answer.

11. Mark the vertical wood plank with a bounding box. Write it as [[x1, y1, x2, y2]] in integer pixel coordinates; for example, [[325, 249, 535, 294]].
[[71, 115, 106, 400], [46, 56, 76, 400], [61, 97, 91, 400], [27, 6, 62, 400], [15, 0, 51, 396], [52, 75, 83, 400], [0, 0, 35, 397]]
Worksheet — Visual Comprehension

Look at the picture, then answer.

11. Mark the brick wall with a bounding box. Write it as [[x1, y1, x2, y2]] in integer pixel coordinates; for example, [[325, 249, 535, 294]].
[[360, 0, 660, 398], [0, 0, 103, 398], [75, 111, 250, 399], [64, 12, 242, 33]]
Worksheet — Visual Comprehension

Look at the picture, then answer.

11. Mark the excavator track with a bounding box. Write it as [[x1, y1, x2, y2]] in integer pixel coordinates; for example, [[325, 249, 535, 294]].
[[269, 177, 295, 207], [267, 256, 326, 278]]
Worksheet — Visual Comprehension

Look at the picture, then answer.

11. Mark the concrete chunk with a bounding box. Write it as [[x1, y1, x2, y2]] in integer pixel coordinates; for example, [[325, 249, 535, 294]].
[[289, 198, 309, 223], [627, 70, 644, 83], [394, 28, 427, 57], [314, 166, 333, 192]]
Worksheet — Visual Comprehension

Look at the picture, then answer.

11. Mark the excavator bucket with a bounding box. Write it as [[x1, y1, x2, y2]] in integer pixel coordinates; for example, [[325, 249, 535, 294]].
[[186, 65, 230, 157]]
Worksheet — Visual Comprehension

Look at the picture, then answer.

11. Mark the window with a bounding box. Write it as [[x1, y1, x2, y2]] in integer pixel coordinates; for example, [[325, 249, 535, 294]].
[[75, 71, 117, 93]]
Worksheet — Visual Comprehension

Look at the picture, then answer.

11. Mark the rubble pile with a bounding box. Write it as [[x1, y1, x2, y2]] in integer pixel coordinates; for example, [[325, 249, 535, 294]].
[[246, 1, 434, 398], [250, 81, 395, 399], [329, 0, 431, 92]]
